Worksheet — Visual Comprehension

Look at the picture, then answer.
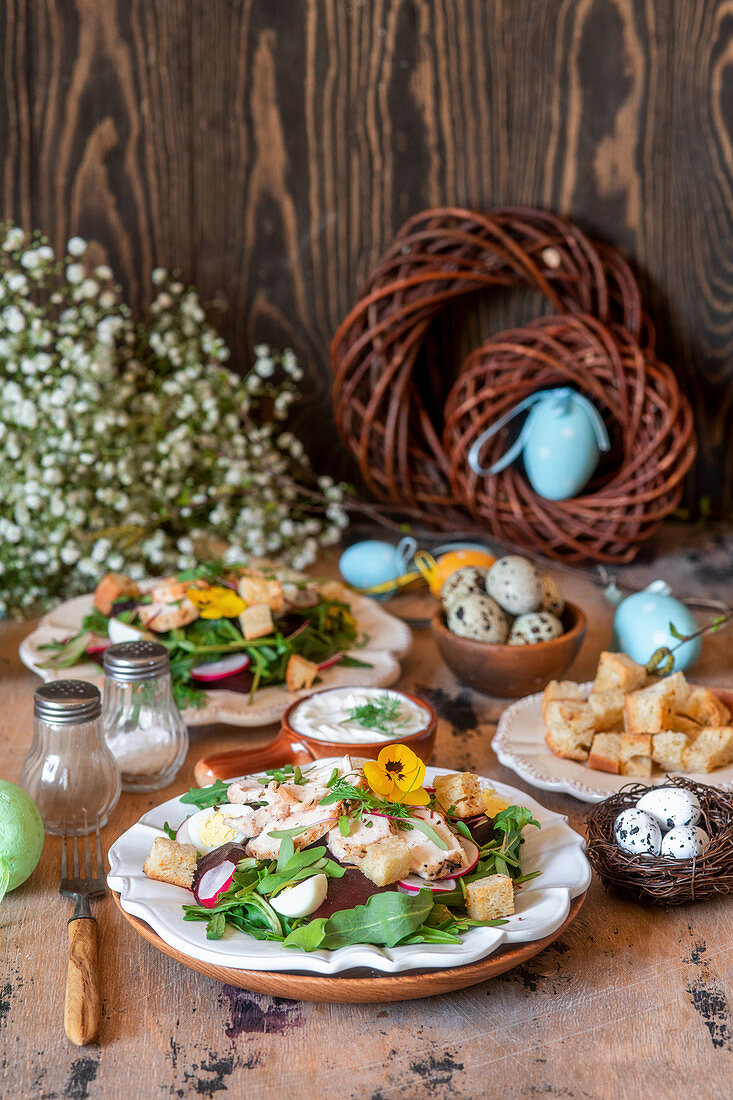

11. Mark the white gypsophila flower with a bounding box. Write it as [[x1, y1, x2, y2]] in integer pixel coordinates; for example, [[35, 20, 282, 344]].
[[67, 237, 86, 257], [66, 264, 84, 284]]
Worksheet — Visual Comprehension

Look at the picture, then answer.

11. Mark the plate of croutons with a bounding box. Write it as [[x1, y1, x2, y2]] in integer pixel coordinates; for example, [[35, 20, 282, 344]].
[[493, 651, 733, 802]]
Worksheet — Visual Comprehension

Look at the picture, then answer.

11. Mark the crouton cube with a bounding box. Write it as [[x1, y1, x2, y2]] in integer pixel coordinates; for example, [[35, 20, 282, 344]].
[[669, 715, 704, 738], [465, 874, 514, 921], [480, 789, 511, 818], [683, 728, 733, 773], [592, 652, 647, 694], [620, 732, 653, 777], [588, 732, 623, 774], [682, 687, 731, 728], [239, 603, 274, 640], [652, 732, 689, 773], [358, 835, 412, 886], [237, 571, 284, 613], [645, 671, 690, 711], [541, 680, 583, 723], [143, 837, 198, 889], [544, 699, 595, 761], [589, 689, 625, 731], [624, 688, 672, 734], [285, 653, 319, 692], [433, 772, 484, 818], [93, 572, 140, 615], [317, 580, 351, 602]]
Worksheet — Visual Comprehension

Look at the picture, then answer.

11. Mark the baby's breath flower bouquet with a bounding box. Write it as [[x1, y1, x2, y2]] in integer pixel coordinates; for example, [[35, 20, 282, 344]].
[[0, 224, 349, 617]]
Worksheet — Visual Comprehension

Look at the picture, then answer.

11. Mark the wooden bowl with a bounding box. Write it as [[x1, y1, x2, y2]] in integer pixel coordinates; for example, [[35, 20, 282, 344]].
[[194, 687, 437, 786], [431, 602, 587, 699]]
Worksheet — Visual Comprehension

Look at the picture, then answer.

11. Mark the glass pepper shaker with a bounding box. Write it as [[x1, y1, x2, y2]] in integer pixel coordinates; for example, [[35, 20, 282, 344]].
[[20, 680, 121, 835], [102, 640, 188, 792]]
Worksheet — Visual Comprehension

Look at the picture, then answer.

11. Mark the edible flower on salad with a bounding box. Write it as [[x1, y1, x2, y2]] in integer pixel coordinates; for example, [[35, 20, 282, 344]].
[[363, 744, 429, 806], [185, 586, 246, 619]]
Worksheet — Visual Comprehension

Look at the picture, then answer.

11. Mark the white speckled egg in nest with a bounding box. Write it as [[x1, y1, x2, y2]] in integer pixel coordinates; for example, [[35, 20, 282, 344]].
[[540, 574, 565, 617], [440, 566, 490, 608], [614, 808, 662, 856], [636, 788, 702, 831], [508, 611, 564, 645], [445, 593, 509, 643], [486, 556, 543, 615], [660, 825, 710, 860]]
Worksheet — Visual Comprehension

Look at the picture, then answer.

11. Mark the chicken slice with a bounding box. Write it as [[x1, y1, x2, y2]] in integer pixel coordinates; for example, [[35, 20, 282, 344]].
[[400, 808, 469, 881], [326, 813, 393, 865], [246, 801, 344, 861]]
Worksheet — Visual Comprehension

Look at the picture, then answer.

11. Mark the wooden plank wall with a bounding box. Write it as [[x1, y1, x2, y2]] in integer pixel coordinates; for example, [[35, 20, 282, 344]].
[[1, 0, 731, 513]]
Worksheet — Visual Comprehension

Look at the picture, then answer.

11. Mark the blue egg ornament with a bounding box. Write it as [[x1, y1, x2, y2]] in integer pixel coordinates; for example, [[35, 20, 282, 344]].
[[339, 537, 416, 594], [609, 580, 701, 672]]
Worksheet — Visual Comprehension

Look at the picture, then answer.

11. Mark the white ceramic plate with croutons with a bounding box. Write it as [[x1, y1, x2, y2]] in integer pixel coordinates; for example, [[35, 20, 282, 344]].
[[493, 685, 733, 803], [107, 765, 591, 976]]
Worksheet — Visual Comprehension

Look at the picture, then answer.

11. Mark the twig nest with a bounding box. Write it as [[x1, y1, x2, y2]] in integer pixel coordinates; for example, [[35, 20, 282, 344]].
[[586, 777, 733, 905]]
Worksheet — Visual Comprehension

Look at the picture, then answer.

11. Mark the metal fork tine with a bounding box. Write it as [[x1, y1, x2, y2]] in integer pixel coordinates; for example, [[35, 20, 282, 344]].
[[72, 815, 79, 878], [95, 818, 103, 879], [60, 820, 67, 880], [83, 810, 91, 880]]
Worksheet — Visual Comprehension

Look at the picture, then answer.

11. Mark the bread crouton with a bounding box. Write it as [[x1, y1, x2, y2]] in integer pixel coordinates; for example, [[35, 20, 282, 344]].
[[589, 689, 625, 732], [647, 671, 690, 711], [239, 603, 274, 640], [237, 571, 284, 614], [465, 874, 514, 921], [683, 728, 733, 773], [624, 688, 671, 735], [544, 699, 595, 761], [620, 732, 653, 777], [316, 579, 351, 602], [541, 680, 583, 723], [358, 835, 412, 886], [285, 653, 319, 692], [592, 652, 647, 694], [588, 732, 622, 774], [143, 837, 198, 889], [93, 572, 141, 615], [652, 732, 689, 773], [682, 687, 731, 728], [433, 772, 484, 818], [138, 598, 199, 633], [668, 715, 704, 738]]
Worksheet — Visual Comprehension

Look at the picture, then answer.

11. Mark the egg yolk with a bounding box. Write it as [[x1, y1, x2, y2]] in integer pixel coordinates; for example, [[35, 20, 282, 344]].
[[198, 811, 247, 849]]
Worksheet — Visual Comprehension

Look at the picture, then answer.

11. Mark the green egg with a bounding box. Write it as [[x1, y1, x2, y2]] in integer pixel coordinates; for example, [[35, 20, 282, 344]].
[[0, 780, 45, 900]]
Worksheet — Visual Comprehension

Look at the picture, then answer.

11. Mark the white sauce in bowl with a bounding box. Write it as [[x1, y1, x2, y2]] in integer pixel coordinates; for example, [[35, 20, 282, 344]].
[[290, 687, 430, 744]]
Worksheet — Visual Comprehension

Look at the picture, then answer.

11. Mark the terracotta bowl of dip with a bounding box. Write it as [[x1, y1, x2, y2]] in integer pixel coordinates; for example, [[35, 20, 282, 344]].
[[431, 602, 587, 699], [193, 686, 437, 786]]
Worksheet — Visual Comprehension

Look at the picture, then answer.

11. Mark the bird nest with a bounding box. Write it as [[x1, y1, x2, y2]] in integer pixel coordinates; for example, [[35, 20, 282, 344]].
[[331, 205, 696, 563], [585, 777, 733, 906]]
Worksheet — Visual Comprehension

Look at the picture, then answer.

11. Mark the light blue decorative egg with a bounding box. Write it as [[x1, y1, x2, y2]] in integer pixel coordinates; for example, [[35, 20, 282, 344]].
[[611, 580, 701, 672], [339, 537, 415, 593], [522, 391, 607, 500]]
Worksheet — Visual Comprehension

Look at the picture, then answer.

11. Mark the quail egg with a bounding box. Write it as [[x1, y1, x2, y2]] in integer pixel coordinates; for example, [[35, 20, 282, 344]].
[[660, 825, 710, 860], [540, 574, 565, 617], [446, 593, 509, 643], [614, 808, 662, 856], [440, 566, 490, 608], [486, 556, 543, 615], [508, 611, 564, 645], [636, 787, 702, 831], [270, 873, 328, 917]]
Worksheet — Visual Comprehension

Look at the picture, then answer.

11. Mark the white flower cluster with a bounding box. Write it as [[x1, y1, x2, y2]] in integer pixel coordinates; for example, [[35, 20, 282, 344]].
[[0, 225, 349, 616]]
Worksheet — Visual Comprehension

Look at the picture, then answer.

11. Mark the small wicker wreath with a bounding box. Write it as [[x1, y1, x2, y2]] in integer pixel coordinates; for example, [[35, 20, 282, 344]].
[[585, 778, 733, 906], [331, 205, 696, 562]]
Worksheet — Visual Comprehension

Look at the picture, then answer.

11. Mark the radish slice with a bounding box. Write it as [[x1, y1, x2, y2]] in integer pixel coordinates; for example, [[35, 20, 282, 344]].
[[318, 652, 343, 670], [452, 837, 480, 877], [176, 818, 193, 845], [397, 876, 458, 894], [86, 637, 111, 655], [191, 653, 251, 682], [193, 860, 237, 908]]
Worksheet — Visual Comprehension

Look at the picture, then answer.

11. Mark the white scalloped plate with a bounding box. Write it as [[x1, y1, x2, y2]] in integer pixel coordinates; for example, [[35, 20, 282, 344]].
[[492, 684, 733, 803], [19, 591, 412, 727], [106, 765, 591, 976]]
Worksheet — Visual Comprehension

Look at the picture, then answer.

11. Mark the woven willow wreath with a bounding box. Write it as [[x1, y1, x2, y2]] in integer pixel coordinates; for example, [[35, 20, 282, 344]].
[[331, 206, 696, 563]]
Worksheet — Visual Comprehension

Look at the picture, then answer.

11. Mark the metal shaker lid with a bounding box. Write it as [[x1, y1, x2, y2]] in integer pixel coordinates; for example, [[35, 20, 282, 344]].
[[34, 679, 102, 723], [102, 640, 170, 683]]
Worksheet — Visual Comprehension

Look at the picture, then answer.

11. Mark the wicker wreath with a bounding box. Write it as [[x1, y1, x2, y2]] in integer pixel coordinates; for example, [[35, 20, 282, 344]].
[[331, 205, 696, 562], [585, 778, 733, 906]]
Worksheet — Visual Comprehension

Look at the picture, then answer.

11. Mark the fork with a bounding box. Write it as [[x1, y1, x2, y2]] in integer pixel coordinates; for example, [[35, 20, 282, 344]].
[[60, 811, 106, 1046]]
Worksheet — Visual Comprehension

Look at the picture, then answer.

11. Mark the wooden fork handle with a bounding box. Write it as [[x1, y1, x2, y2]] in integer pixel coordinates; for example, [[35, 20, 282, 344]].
[[64, 917, 100, 1046]]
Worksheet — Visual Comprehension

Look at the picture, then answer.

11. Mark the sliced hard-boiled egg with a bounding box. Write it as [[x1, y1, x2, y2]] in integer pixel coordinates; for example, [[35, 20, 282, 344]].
[[185, 804, 254, 854], [108, 617, 147, 644], [270, 873, 328, 918]]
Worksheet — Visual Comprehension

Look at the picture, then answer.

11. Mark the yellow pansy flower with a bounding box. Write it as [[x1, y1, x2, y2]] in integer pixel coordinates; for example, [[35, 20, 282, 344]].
[[185, 585, 246, 619], [363, 744, 430, 806]]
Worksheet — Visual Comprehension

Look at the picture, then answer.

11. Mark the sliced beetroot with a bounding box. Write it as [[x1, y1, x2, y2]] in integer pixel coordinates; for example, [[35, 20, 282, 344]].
[[191, 842, 248, 907], [463, 814, 496, 847], [191, 653, 251, 682], [311, 865, 390, 919]]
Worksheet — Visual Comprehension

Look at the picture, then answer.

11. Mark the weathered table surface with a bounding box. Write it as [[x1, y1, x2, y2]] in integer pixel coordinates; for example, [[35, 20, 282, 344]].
[[2, 526, 733, 1100]]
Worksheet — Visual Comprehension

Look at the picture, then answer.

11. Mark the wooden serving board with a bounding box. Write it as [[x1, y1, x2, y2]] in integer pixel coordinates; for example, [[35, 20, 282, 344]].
[[112, 889, 587, 1003]]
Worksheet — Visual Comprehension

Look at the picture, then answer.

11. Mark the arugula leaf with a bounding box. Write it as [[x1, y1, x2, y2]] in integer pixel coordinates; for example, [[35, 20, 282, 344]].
[[276, 835, 295, 872], [180, 779, 229, 809], [319, 890, 433, 950], [162, 821, 177, 840], [338, 814, 351, 838], [282, 919, 328, 951], [37, 631, 95, 669], [451, 819, 473, 841]]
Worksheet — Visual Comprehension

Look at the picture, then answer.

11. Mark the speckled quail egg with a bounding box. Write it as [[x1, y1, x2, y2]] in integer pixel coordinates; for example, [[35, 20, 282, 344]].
[[508, 611, 564, 645], [486, 556, 543, 615], [540, 574, 565, 617], [660, 825, 710, 860], [446, 593, 509, 643], [614, 808, 662, 856], [636, 787, 702, 832], [440, 566, 490, 609]]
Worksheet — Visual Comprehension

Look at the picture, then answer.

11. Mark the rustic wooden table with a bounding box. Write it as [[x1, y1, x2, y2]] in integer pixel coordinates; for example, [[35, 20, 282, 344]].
[[2, 527, 733, 1100]]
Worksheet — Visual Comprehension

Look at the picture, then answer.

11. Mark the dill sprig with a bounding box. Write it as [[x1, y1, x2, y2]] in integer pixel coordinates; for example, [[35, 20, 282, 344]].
[[343, 693, 408, 735]]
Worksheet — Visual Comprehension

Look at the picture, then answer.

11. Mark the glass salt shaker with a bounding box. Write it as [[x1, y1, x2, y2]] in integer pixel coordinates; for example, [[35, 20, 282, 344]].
[[102, 640, 188, 792], [20, 680, 121, 836]]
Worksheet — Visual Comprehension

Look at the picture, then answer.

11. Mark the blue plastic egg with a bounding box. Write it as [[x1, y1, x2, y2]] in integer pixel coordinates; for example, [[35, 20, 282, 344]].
[[339, 539, 413, 592], [523, 391, 606, 501], [611, 581, 701, 672]]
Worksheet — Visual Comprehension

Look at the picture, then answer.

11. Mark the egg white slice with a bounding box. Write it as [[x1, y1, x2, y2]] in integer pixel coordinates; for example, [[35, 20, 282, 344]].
[[270, 874, 328, 918], [185, 804, 255, 854]]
